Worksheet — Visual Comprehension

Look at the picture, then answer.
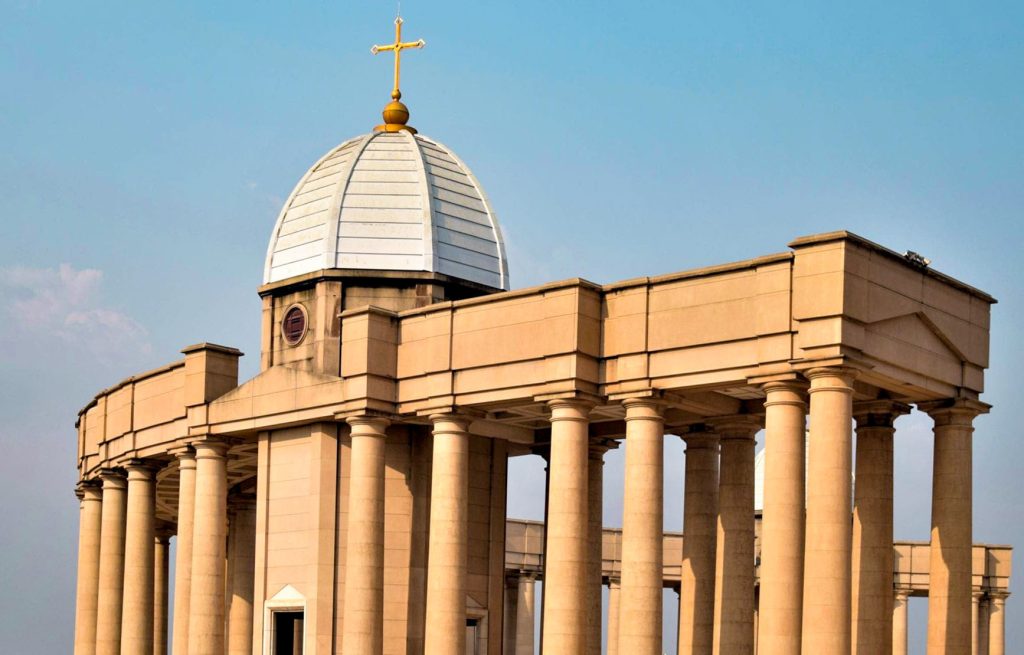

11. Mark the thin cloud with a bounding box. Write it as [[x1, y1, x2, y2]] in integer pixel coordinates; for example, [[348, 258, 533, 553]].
[[0, 264, 151, 363]]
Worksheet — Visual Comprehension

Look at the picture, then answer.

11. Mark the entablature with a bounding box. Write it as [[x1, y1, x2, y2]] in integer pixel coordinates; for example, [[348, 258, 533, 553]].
[[76, 231, 994, 478]]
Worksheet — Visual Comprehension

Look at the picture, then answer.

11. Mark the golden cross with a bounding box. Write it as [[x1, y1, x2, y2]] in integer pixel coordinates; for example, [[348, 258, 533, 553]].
[[370, 17, 425, 101]]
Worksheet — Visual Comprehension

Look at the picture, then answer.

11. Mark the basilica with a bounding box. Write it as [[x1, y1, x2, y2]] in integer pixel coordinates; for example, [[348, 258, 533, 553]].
[[71, 18, 1010, 655]]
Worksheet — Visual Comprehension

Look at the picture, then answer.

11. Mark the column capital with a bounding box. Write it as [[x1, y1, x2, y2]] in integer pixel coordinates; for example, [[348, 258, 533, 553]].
[[588, 437, 619, 459], [762, 379, 809, 407], [988, 590, 1010, 602], [678, 424, 719, 449], [428, 413, 472, 433], [607, 576, 621, 589], [155, 522, 175, 543], [123, 458, 161, 479], [706, 414, 762, 439], [541, 390, 602, 406], [853, 399, 912, 427], [805, 366, 859, 391], [98, 467, 128, 488], [762, 378, 809, 393], [547, 398, 594, 422], [76, 479, 103, 501], [192, 439, 230, 459], [917, 398, 991, 426], [894, 587, 912, 601], [621, 396, 666, 419], [346, 414, 391, 435], [168, 444, 196, 460]]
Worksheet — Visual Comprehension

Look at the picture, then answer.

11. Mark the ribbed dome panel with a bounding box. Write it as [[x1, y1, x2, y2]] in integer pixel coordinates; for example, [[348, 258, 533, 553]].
[[264, 131, 509, 290]]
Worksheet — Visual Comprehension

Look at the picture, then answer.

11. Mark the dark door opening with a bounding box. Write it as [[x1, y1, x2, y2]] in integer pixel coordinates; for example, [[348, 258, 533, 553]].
[[466, 618, 479, 655], [273, 610, 304, 655]]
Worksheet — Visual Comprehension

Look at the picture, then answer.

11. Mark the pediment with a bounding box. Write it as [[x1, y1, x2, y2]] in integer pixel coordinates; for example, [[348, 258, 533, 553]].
[[269, 584, 305, 602], [865, 312, 965, 362]]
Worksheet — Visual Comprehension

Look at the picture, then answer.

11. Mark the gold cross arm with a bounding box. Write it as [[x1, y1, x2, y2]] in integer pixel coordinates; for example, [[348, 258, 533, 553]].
[[370, 17, 425, 100]]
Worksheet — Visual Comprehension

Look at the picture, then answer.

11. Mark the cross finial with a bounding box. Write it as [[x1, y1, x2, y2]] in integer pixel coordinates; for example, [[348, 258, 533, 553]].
[[371, 17, 425, 101], [370, 17, 425, 133]]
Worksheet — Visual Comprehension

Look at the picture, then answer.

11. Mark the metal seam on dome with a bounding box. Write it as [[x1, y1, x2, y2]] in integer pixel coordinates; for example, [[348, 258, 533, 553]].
[[428, 137, 510, 290], [324, 133, 378, 270], [410, 133, 438, 274], [263, 136, 362, 284]]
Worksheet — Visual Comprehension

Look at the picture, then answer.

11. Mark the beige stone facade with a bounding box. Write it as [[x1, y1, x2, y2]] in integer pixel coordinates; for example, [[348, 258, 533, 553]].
[[73, 228, 1011, 654]]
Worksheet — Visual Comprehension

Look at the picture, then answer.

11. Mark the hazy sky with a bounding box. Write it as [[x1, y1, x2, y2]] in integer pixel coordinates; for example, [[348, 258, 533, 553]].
[[1, 2, 1022, 653]]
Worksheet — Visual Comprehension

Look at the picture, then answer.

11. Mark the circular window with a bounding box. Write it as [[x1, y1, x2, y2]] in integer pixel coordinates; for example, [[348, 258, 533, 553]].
[[281, 305, 308, 345]]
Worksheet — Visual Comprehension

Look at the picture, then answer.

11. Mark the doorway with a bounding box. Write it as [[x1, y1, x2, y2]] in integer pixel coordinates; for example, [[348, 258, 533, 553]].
[[273, 610, 304, 655], [465, 618, 480, 655]]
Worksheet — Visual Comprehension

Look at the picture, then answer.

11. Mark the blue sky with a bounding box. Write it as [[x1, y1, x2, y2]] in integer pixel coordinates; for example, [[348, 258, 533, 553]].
[[1, 1, 1021, 652]]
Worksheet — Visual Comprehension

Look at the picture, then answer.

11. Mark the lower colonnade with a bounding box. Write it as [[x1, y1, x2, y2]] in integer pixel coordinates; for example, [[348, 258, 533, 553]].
[[505, 526, 1011, 655], [73, 378, 1012, 655]]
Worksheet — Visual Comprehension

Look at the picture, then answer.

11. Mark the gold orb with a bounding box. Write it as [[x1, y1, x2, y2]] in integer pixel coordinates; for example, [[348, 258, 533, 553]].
[[382, 100, 410, 126]]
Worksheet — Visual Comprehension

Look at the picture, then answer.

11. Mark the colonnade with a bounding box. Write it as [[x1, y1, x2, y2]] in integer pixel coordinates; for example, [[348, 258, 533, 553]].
[[73, 440, 256, 655], [73, 367, 996, 655], [890, 588, 1009, 655], [512, 369, 991, 655], [341, 415, 485, 655], [527, 395, 763, 655], [500, 574, 1010, 655]]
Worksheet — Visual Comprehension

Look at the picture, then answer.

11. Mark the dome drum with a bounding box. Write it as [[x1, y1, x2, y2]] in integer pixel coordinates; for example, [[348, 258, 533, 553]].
[[257, 267, 500, 376]]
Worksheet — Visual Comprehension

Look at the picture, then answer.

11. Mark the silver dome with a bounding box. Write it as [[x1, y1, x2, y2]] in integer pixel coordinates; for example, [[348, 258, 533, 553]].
[[264, 131, 509, 290]]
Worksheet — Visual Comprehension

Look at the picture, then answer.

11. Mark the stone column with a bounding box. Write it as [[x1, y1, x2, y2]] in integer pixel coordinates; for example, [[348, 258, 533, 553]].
[[342, 416, 389, 655], [587, 440, 614, 655], [753, 588, 759, 655], [538, 449, 551, 644], [978, 596, 990, 655], [227, 496, 256, 655], [988, 592, 1007, 655], [541, 399, 592, 654], [607, 578, 620, 655], [424, 415, 471, 655], [171, 449, 196, 655], [121, 462, 157, 655], [892, 589, 909, 655], [95, 469, 128, 655], [801, 367, 857, 655], [757, 380, 807, 655], [188, 441, 229, 655], [154, 529, 171, 655], [971, 591, 983, 655], [711, 417, 759, 655], [74, 482, 103, 655], [617, 398, 665, 655], [920, 399, 987, 655], [515, 574, 537, 655], [678, 430, 719, 655], [851, 400, 909, 655], [504, 578, 517, 655]]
